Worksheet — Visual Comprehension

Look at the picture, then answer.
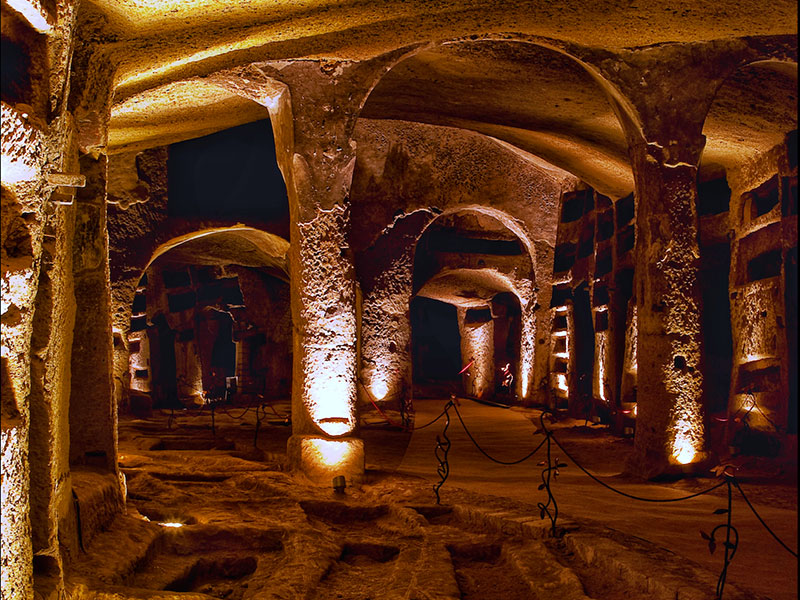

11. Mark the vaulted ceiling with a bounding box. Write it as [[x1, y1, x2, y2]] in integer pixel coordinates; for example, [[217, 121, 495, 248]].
[[83, 0, 797, 203]]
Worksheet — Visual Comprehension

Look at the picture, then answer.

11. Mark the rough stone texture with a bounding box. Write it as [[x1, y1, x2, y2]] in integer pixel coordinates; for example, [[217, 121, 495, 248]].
[[27, 129, 79, 587], [1, 3, 797, 599], [725, 135, 797, 446], [351, 120, 571, 406], [630, 142, 707, 476], [1, 114, 48, 600], [69, 154, 119, 473], [458, 308, 495, 400], [357, 211, 428, 414]]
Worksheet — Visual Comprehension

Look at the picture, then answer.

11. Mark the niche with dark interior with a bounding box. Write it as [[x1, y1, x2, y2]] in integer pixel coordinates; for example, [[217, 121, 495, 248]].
[[617, 225, 635, 255], [782, 176, 797, 217], [597, 210, 614, 241], [168, 291, 197, 313], [163, 269, 192, 289], [592, 284, 609, 307], [553, 243, 576, 273], [553, 314, 568, 330], [595, 247, 613, 277], [697, 177, 731, 216], [464, 307, 492, 324], [1, 10, 45, 108], [616, 194, 635, 228], [747, 249, 782, 282], [560, 192, 586, 223], [747, 176, 780, 221], [132, 293, 146, 314], [577, 228, 595, 259], [197, 278, 244, 306], [595, 310, 609, 332], [130, 316, 147, 332], [550, 286, 572, 307]]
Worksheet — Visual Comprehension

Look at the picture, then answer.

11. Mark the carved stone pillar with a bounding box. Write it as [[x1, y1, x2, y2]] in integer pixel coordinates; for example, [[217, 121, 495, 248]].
[[69, 154, 119, 473], [630, 139, 707, 476], [458, 307, 495, 400], [244, 52, 416, 484]]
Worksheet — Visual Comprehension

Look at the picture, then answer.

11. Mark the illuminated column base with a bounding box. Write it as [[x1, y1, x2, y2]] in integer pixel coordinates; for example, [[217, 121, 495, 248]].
[[287, 435, 365, 486]]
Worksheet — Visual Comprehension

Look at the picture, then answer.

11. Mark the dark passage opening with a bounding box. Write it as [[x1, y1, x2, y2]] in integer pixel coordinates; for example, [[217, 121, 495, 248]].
[[411, 297, 461, 388]]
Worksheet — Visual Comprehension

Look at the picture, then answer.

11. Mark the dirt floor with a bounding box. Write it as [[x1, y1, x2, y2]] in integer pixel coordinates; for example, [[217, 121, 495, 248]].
[[65, 396, 797, 600]]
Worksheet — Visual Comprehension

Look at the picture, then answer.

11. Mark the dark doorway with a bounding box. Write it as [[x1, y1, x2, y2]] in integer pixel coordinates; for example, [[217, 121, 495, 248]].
[[149, 315, 178, 408], [411, 297, 461, 390]]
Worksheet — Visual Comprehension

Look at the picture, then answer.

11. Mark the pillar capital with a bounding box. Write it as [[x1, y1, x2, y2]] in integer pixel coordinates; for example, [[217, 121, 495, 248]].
[[572, 37, 795, 167]]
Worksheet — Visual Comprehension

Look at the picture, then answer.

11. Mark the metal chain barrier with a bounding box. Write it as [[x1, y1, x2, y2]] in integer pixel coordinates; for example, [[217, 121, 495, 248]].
[[433, 399, 454, 505], [428, 402, 797, 599]]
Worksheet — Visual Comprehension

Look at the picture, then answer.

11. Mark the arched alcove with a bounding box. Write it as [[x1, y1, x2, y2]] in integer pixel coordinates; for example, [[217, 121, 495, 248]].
[[411, 209, 535, 402], [122, 228, 291, 415]]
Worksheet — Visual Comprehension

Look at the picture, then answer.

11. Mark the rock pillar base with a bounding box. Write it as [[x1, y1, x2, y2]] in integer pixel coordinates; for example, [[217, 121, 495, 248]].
[[287, 435, 365, 487]]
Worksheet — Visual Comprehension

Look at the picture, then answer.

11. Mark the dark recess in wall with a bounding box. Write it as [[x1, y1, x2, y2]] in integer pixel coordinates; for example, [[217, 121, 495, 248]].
[[168, 120, 289, 225]]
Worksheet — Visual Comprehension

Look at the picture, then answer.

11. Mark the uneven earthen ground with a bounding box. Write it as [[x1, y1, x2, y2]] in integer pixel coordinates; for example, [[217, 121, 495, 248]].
[[65, 396, 796, 600]]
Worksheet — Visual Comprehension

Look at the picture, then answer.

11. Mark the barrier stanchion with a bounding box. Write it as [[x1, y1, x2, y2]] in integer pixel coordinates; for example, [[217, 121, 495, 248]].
[[433, 399, 454, 505]]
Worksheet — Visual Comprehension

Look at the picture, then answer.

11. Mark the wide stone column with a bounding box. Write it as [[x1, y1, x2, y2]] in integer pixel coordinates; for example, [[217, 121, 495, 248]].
[[252, 59, 407, 485], [630, 139, 707, 476], [572, 43, 739, 476], [356, 212, 430, 423]]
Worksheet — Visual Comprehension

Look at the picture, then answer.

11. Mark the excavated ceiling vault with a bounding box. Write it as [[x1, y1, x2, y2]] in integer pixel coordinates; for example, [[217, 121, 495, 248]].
[[87, 0, 797, 202]]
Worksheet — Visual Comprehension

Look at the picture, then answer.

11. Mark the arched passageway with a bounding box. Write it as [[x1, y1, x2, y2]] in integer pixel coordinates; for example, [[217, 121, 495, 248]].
[[123, 229, 291, 417], [410, 210, 535, 403]]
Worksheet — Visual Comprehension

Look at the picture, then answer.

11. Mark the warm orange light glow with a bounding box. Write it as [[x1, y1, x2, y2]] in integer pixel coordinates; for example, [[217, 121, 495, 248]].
[[370, 378, 389, 401], [461, 318, 493, 398], [672, 438, 696, 465], [556, 373, 568, 391], [304, 438, 355, 469], [595, 331, 608, 402], [158, 522, 184, 528], [670, 416, 702, 465], [305, 347, 357, 437], [520, 313, 536, 399]]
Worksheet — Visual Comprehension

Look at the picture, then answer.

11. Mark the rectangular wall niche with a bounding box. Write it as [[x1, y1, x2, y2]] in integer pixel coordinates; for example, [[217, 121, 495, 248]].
[[747, 249, 782, 282]]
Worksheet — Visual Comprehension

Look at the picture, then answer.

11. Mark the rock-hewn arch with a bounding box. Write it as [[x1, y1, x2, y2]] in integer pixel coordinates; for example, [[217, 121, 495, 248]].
[[110, 227, 289, 411]]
